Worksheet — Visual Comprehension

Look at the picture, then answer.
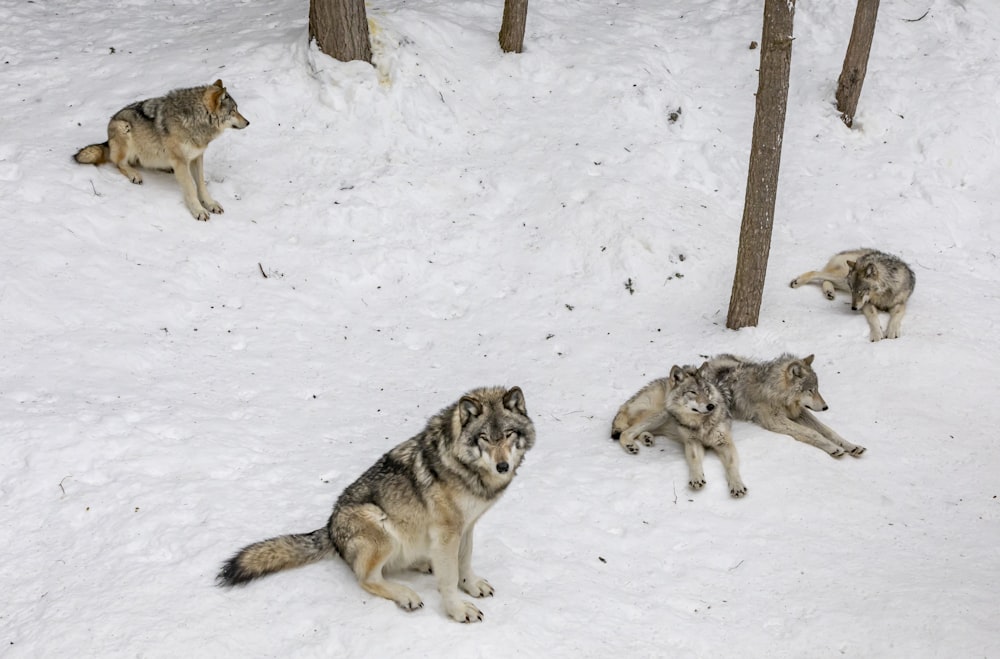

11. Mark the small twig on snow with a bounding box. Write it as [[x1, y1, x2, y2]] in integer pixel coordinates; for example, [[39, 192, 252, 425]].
[[258, 263, 268, 279]]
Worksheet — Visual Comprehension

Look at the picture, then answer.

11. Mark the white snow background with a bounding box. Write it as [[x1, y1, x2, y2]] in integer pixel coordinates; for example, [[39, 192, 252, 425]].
[[1, 0, 998, 656]]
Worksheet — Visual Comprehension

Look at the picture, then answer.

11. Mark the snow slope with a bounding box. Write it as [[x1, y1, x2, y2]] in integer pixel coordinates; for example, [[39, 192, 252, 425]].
[[1, 0, 998, 656]]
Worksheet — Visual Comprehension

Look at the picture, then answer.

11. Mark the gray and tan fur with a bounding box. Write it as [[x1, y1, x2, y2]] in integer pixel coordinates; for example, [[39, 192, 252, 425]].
[[74, 80, 249, 221], [703, 354, 865, 458], [218, 386, 535, 624], [790, 248, 915, 341], [611, 365, 746, 497]]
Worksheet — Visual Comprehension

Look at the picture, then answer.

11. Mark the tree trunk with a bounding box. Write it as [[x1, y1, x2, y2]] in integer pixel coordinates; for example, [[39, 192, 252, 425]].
[[726, 0, 796, 330], [499, 0, 529, 54], [836, 0, 880, 128], [309, 0, 373, 65]]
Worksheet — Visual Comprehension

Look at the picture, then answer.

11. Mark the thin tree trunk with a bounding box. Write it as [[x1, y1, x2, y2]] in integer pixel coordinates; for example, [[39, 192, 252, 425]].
[[499, 0, 529, 54], [836, 0, 880, 128], [309, 0, 373, 65], [726, 0, 796, 330]]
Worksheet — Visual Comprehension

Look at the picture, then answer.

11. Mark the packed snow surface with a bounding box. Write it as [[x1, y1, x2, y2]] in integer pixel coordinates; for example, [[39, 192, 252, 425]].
[[1, 0, 998, 656]]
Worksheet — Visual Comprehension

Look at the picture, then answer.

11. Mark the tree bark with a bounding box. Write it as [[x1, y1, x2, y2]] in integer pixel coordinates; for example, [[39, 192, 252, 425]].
[[499, 0, 529, 53], [309, 0, 373, 65], [836, 0, 880, 128], [726, 0, 796, 330]]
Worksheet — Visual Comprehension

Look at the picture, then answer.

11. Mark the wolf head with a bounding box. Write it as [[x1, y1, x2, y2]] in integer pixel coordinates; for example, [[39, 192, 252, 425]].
[[205, 79, 250, 130], [668, 364, 722, 417], [450, 386, 535, 485], [782, 354, 828, 413], [846, 259, 879, 310]]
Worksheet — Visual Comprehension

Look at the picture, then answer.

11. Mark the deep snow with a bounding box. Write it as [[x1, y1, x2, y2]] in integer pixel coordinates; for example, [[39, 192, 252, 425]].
[[1, 0, 998, 656]]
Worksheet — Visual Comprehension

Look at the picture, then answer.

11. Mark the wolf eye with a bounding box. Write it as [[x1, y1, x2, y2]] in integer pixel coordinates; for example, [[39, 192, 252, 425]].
[[478, 433, 489, 442], [505, 429, 519, 440]]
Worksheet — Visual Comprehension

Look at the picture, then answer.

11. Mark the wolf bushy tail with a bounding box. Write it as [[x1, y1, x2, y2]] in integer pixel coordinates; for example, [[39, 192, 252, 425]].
[[73, 142, 110, 165], [217, 528, 333, 586]]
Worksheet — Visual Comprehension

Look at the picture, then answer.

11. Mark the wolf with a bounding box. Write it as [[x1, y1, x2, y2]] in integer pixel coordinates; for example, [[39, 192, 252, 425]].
[[611, 365, 747, 497], [703, 354, 865, 458], [790, 248, 915, 341], [217, 386, 535, 624], [74, 80, 249, 221]]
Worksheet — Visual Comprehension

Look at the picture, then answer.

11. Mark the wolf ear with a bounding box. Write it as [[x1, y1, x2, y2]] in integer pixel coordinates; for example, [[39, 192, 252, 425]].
[[213, 79, 225, 88], [669, 365, 685, 383], [503, 387, 527, 416], [205, 84, 225, 112], [845, 260, 857, 270], [803, 354, 815, 366], [458, 396, 483, 426], [787, 362, 803, 378]]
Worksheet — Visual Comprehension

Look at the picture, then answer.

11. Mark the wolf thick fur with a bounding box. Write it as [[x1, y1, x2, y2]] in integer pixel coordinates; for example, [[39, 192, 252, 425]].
[[218, 386, 535, 624], [790, 248, 915, 341], [74, 80, 249, 221], [703, 354, 866, 458], [611, 365, 746, 497]]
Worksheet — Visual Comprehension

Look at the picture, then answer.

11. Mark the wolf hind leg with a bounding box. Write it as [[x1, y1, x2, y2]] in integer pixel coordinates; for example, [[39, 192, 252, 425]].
[[108, 121, 142, 184], [341, 510, 423, 611]]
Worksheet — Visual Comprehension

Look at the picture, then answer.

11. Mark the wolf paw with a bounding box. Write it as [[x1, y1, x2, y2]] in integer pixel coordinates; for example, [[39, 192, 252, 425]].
[[730, 484, 748, 498], [640, 432, 655, 447], [202, 200, 224, 214], [191, 207, 211, 221], [828, 447, 845, 458], [789, 278, 800, 288], [446, 599, 484, 624], [849, 445, 867, 457], [689, 478, 706, 490], [621, 442, 639, 455], [461, 577, 494, 598], [394, 591, 424, 612], [825, 290, 836, 300]]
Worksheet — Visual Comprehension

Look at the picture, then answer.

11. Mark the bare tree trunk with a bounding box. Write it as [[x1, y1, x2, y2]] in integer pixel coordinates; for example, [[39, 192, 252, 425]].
[[309, 0, 372, 65], [836, 0, 880, 128], [726, 0, 796, 330], [499, 0, 529, 53]]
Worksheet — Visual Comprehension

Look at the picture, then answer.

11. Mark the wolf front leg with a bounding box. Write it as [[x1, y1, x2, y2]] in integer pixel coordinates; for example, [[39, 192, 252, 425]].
[[884, 302, 907, 339], [191, 154, 224, 215], [430, 529, 483, 623], [860, 303, 885, 342], [682, 440, 707, 490], [458, 527, 494, 598], [170, 156, 211, 220], [710, 429, 747, 497], [757, 414, 847, 458], [797, 410, 865, 456]]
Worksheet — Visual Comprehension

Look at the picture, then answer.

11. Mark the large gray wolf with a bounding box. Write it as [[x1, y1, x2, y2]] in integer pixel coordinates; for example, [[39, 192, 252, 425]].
[[703, 354, 866, 458], [217, 386, 535, 623], [74, 80, 249, 221], [611, 365, 747, 497], [790, 248, 915, 341]]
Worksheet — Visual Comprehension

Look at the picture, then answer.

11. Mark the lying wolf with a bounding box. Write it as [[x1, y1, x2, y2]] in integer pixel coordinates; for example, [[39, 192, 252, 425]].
[[611, 364, 747, 497], [218, 386, 535, 623], [790, 248, 915, 341], [703, 354, 865, 458]]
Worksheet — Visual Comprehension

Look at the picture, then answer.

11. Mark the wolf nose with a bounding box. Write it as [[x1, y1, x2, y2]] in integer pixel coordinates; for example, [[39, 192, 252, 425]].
[[706, 403, 715, 411], [822, 405, 829, 411], [496, 462, 509, 474], [851, 305, 858, 311]]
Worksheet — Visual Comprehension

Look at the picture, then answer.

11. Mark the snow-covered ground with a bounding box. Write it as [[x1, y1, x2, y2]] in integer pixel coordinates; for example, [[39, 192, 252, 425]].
[[2, 0, 998, 655]]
